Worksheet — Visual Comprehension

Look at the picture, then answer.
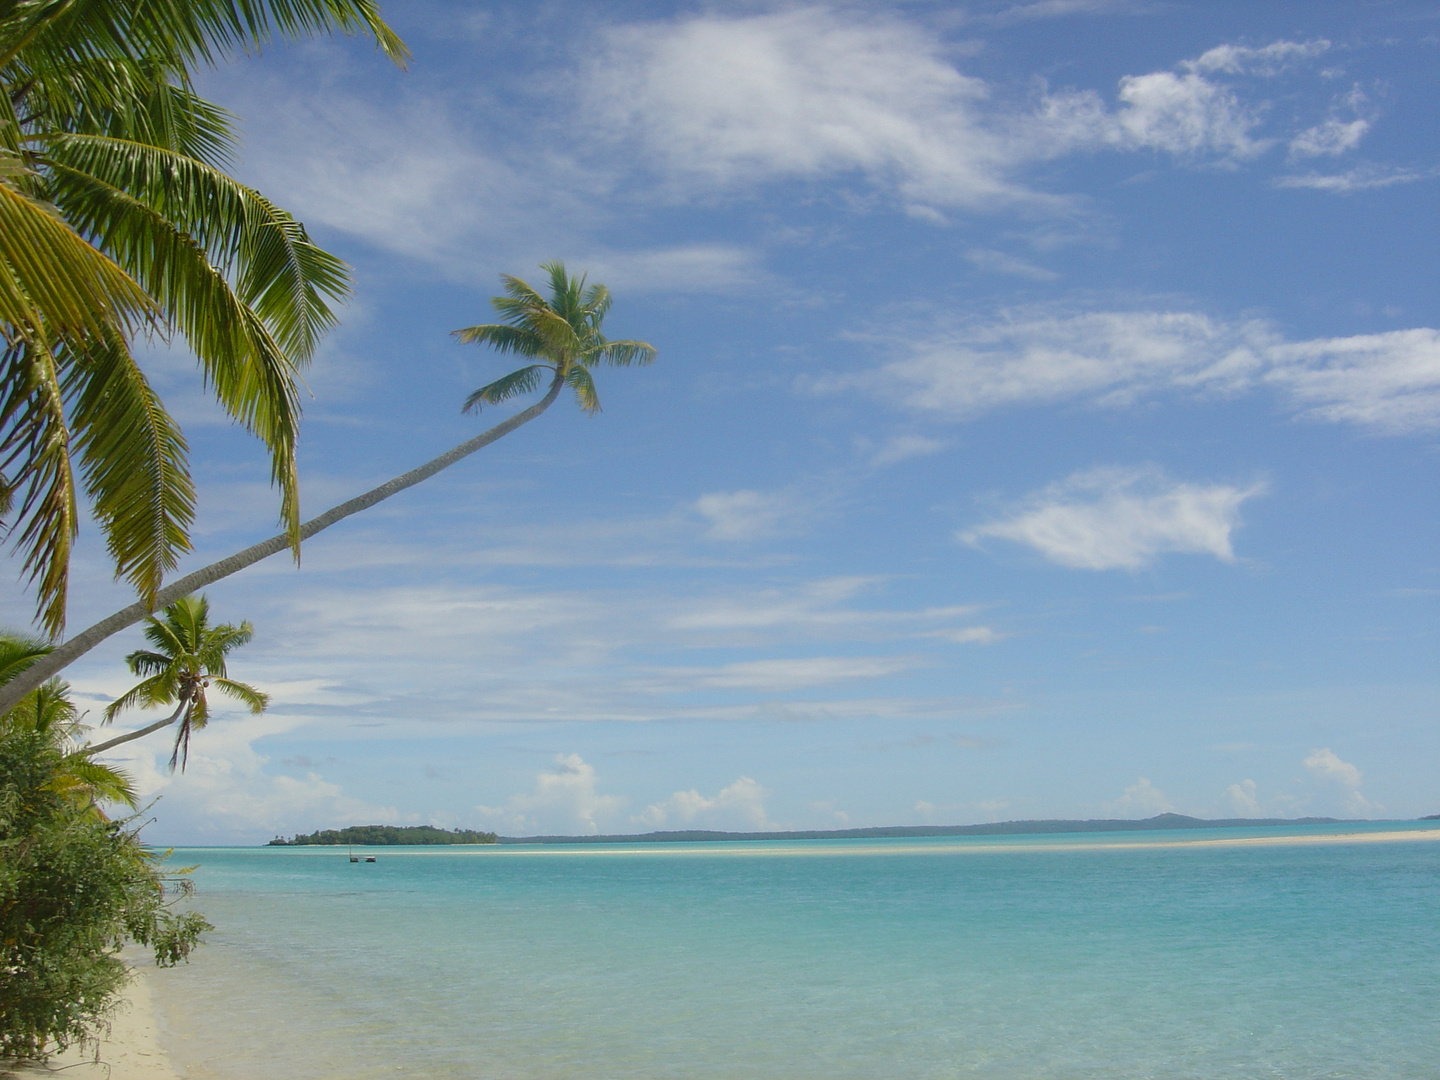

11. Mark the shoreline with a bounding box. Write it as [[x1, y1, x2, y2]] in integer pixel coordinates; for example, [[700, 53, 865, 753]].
[[1, 966, 181, 1080]]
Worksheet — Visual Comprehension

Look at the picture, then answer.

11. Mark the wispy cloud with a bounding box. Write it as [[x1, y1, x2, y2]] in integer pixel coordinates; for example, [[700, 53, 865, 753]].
[[965, 248, 1060, 280], [822, 309, 1440, 433], [963, 466, 1264, 570], [1273, 164, 1438, 193]]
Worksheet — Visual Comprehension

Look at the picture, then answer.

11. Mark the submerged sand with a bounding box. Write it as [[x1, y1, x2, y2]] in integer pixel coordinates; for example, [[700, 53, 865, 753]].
[[1, 967, 180, 1080]]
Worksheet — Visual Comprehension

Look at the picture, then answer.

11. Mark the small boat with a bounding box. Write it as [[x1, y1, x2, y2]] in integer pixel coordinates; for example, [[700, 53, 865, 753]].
[[364, 855, 377, 863], [348, 845, 358, 863]]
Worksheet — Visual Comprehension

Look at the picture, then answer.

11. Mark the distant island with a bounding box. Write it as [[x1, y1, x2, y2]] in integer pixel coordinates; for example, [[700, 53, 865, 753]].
[[269, 825, 498, 846], [496, 812, 1349, 844]]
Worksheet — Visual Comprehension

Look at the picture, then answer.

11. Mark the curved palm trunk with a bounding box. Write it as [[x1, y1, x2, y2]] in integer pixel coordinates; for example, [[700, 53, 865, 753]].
[[2, 374, 565, 717], [83, 698, 187, 756]]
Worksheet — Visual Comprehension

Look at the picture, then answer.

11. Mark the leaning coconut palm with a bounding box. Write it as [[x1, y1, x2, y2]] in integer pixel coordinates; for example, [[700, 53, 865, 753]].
[[0, 631, 136, 810], [96, 594, 268, 770], [0, 264, 656, 714], [0, 0, 407, 638]]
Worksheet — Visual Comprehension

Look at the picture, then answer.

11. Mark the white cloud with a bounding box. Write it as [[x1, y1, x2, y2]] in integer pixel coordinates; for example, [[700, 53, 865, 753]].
[[476, 754, 627, 835], [1304, 748, 1380, 815], [572, 243, 770, 294], [1304, 747, 1362, 788], [635, 776, 773, 830], [97, 714, 398, 843], [825, 309, 1440, 434], [1264, 328, 1440, 432], [642, 656, 919, 693], [1289, 118, 1369, 158], [1274, 164, 1437, 193], [965, 248, 1059, 280], [868, 434, 948, 467], [926, 626, 1006, 644], [588, 8, 1025, 213], [1107, 777, 1173, 816], [587, 13, 1336, 217], [1110, 71, 1263, 157], [1187, 40, 1330, 77], [695, 489, 806, 541], [962, 467, 1263, 570], [1223, 779, 1259, 814]]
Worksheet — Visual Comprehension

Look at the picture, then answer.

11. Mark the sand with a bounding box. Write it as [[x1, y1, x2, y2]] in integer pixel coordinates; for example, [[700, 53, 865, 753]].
[[1, 967, 181, 1080]]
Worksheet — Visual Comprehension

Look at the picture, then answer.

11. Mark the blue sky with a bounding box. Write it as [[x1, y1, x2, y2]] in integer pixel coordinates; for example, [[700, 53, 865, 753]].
[[14, 0, 1440, 842]]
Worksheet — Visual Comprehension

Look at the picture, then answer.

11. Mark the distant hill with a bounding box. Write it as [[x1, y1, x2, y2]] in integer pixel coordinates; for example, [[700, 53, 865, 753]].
[[497, 812, 1347, 845], [269, 825, 498, 846]]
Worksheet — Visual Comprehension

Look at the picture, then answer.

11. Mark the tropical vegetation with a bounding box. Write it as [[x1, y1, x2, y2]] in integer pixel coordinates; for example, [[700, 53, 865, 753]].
[[0, 633, 209, 1060], [0, 0, 407, 639], [269, 824, 499, 845], [0, 262, 657, 714], [94, 594, 268, 770]]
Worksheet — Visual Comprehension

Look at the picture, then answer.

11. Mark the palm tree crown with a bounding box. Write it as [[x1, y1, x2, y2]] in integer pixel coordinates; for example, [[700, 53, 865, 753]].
[[1, 0, 407, 637], [456, 260, 656, 416], [103, 593, 267, 770]]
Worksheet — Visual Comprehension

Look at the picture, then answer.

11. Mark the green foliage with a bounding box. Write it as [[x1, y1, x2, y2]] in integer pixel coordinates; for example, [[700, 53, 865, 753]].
[[0, 728, 210, 1061], [103, 593, 268, 770], [271, 824, 498, 846], [456, 260, 657, 416], [0, 0, 406, 637]]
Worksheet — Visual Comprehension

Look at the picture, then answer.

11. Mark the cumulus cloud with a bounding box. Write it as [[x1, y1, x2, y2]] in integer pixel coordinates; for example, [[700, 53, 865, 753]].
[[635, 776, 773, 829], [1303, 747, 1362, 788], [1304, 748, 1379, 815], [962, 467, 1263, 570], [98, 715, 398, 843], [476, 754, 627, 835], [1107, 777, 1173, 816], [825, 310, 1440, 434], [1223, 779, 1260, 814]]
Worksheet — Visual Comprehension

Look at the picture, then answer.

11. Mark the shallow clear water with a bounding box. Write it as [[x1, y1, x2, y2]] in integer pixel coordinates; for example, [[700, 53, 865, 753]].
[[149, 824, 1440, 1079]]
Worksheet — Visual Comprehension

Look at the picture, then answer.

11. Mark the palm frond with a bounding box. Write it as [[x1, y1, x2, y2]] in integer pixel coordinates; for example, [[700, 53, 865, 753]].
[[102, 671, 171, 720], [588, 339, 657, 367], [62, 330, 193, 608], [452, 323, 543, 357], [0, 156, 154, 341], [0, 339, 78, 636], [41, 154, 306, 546], [210, 676, 267, 713], [0, 630, 51, 687], [461, 364, 545, 414], [565, 363, 601, 414]]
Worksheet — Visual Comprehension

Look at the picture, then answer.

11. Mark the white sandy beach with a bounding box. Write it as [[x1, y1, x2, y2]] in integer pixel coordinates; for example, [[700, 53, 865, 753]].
[[2, 968, 180, 1080]]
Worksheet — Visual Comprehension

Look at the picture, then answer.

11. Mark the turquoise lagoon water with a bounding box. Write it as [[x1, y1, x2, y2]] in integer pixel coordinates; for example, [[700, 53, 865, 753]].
[[148, 823, 1440, 1079]]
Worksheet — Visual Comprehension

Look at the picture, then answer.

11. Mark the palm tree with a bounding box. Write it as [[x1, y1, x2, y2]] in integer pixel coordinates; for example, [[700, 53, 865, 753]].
[[95, 594, 268, 770], [1, 0, 408, 638], [0, 264, 657, 714], [0, 631, 135, 811]]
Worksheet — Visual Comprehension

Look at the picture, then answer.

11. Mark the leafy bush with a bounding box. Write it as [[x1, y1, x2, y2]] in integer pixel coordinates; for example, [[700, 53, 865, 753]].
[[0, 729, 210, 1060]]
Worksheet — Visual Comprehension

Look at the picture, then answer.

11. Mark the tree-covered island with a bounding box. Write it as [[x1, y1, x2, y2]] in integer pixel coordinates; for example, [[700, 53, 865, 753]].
[[269, 825, 498, 846]]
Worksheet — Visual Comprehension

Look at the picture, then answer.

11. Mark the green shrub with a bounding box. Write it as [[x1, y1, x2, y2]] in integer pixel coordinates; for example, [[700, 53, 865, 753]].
[[0, 730, 210, 1060]]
